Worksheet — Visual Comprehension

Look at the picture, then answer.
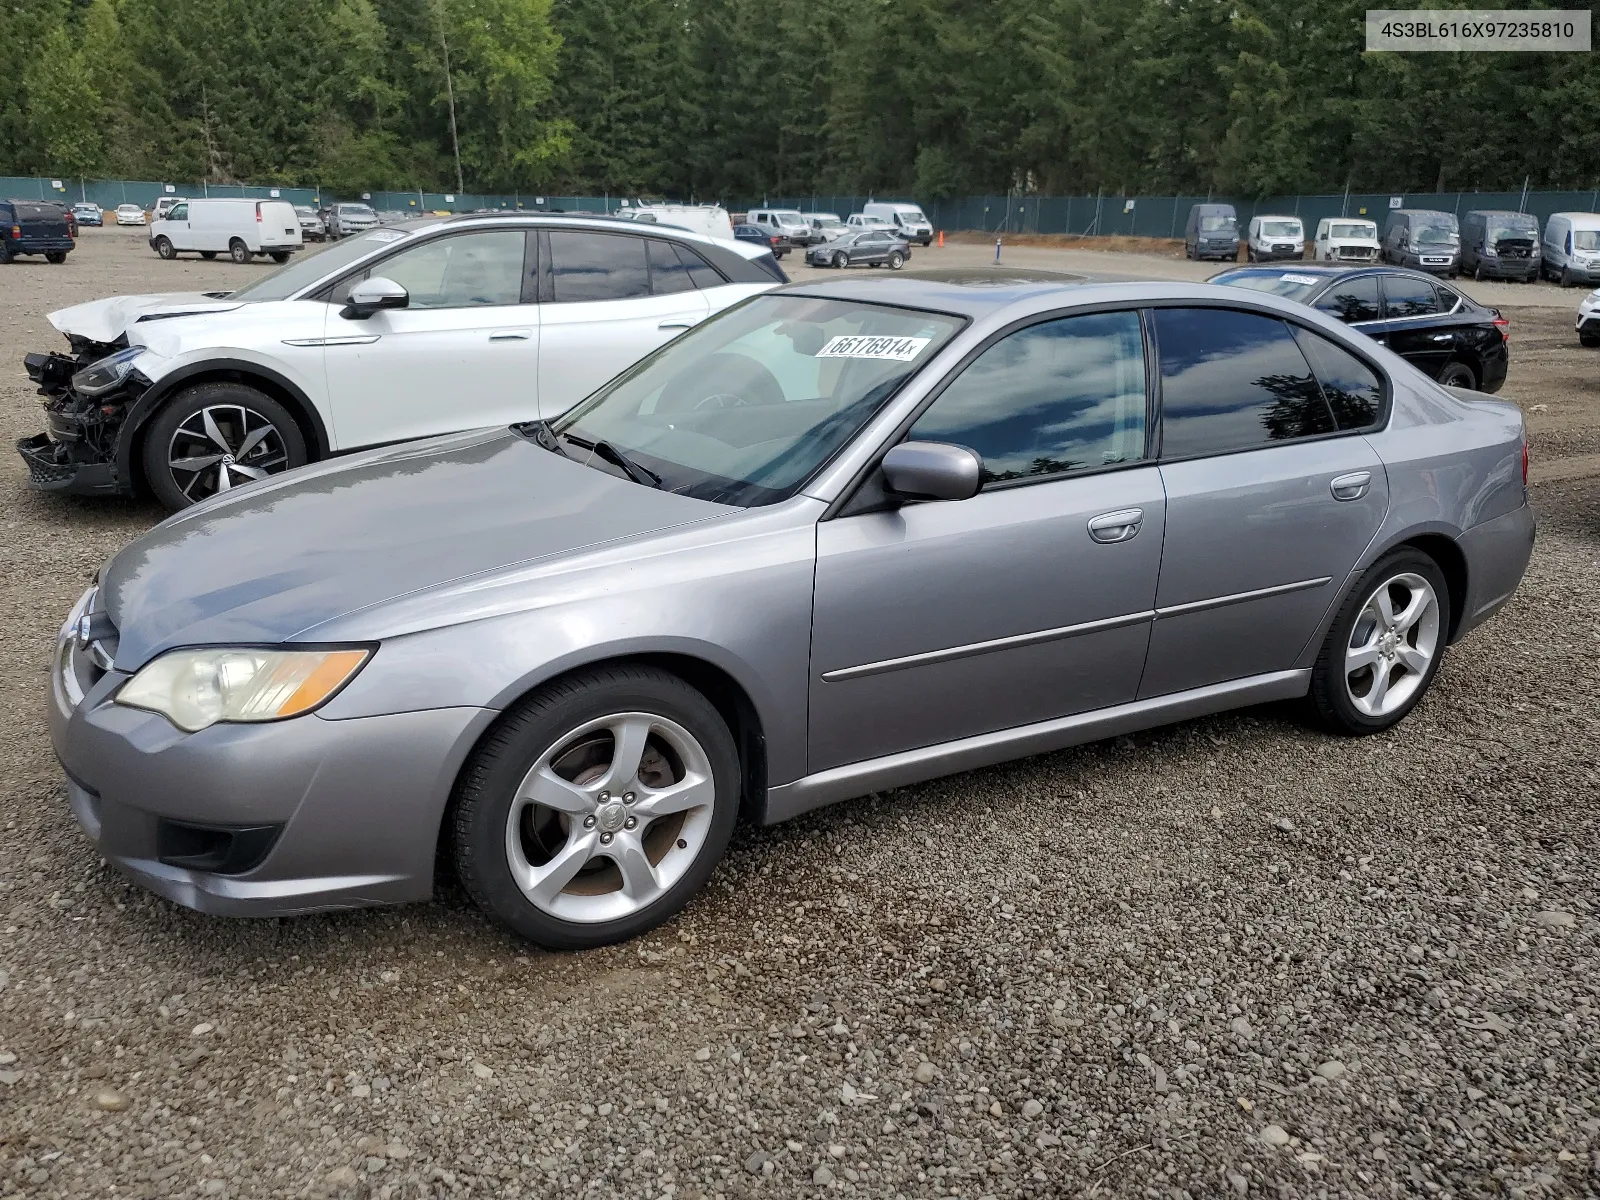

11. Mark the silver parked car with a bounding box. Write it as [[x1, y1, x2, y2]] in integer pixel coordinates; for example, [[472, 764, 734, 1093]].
[[49, 277, 1534, 949]]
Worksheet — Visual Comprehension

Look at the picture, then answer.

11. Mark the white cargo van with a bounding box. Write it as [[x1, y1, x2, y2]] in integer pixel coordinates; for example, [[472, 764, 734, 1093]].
[[746, 208, 814, 245], [1541, 212, 1600, 287], [863, 201, 933, 246], [149, 198, 303, 263], [1246, 214, 1305, 261], [1312, 217, 1380, 263], [619, 203, 736, 242]]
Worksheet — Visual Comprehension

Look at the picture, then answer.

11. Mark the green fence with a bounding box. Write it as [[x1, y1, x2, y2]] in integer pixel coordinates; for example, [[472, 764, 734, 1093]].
[[8, 176, 1600, 234]]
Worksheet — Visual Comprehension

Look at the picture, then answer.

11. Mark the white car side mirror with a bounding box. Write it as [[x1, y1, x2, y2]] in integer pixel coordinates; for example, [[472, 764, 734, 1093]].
[[342, 277, 409, 320]]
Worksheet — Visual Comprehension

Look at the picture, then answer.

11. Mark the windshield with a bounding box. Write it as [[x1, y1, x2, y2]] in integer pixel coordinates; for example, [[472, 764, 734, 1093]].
[[1330, 223, 1375, 239], [1199, 214, 1236, 232], [901, 209, 928, 223], [1486, 219, 1535, 241], [228, 226, 418, 301], [1210, 269, 1320, 300], [340, 204, 376, 217], [1261, 220, 1301, 238], [1415, 223, 1458, 246], [1574, 230, 1600, 251], [774, 211, 805, 223], [549, 295, 963, 506]]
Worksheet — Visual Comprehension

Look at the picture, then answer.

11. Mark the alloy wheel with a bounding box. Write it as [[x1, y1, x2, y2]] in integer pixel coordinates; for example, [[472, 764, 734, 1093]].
[[1344, 572, 1440, 718], [166, 405, 289, 502], [504, 712, 716, 924]]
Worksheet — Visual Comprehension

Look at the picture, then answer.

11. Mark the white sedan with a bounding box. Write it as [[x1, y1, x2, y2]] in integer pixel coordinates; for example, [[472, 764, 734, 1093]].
[[114, 204, 146, 226]]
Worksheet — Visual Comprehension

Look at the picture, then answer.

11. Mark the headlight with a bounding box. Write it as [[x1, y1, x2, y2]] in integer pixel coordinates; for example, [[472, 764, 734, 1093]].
[[71, 346, 154, 398], [116, 647, 371, 732]]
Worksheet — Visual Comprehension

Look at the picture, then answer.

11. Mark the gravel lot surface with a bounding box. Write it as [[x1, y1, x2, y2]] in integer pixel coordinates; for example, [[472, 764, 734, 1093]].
[[3, 228, 1599, 1200]]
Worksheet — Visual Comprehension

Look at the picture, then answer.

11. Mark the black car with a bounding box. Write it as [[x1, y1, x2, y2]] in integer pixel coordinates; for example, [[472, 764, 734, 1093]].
[[1211, 264, 1509, 393], [806, 229, 910, 270], [732, 223, 790, 259], [0, 199, 75, 264]]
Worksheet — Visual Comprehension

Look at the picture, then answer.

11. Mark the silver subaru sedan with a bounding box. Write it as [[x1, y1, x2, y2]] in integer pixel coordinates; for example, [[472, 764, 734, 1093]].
[[49, 276, 1535, 949]]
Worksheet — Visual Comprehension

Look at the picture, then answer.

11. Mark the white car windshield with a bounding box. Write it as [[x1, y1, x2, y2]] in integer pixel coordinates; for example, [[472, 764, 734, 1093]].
[[901, 210, 928, 223], [1574, 230, 1600, 251], [1330, 223, 1375, 239], [549, 295, 964, 507], [228, 226, 422, 302], [1261, 221, 1301, 238]]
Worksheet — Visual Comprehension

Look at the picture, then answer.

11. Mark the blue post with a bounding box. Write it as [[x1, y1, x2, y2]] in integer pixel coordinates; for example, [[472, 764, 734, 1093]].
[[995, 237, 1002, 263]]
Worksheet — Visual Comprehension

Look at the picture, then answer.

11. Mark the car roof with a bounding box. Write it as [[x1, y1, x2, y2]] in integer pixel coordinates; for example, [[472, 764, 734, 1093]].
[[780, 275, 1303, 320], [1211, 263, 1458, 287]]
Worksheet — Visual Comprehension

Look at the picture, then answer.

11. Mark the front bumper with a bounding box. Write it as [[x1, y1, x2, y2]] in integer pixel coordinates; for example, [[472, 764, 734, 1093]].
[[1475, 256, 1538, 280], [1254, 244, 1302, 260], [17, 350, 142, 496], [16, 432, 123, 495], [49, 605, 495, 916]]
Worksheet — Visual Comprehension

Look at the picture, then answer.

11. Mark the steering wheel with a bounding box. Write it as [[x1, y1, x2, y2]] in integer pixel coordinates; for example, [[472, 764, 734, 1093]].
[[693, 392, 752, 410], [660, 353, 785, 413]]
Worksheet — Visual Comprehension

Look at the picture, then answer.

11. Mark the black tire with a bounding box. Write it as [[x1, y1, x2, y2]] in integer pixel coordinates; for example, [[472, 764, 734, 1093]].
[[155, 236, 175, 260], [1560, 266, 1575, 288], [832, 251, 847, 269], [1436, 361, 1477, 390], [140, 381, 307, 511], [453, 664, 741, 950], [1473, 262, 1484, 282], [1308, 548, 1451, 736], [1580, 331, 1600, 348], [228, 238, 249, 264], [45, 251, 66, 264], [200, 251, 217, 260], [0, 241, 11, 264], [888, 251, 905, 269], [270, 250, 290, 264]]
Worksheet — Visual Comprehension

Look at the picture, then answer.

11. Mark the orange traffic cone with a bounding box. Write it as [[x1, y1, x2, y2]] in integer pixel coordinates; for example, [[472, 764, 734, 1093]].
[[938, 230, 944, 248]]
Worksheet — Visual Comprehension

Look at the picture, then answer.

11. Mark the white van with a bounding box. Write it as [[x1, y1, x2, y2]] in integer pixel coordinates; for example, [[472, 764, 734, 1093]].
[[1541, 212, 1600, 287], [1312, 217, 1380, 264], [620, 203, 735, 242], [746, 208, 814, 245], [863, 201, 933, 246], [1246, 214, 1305, 261], [149, 198, 303, 263]]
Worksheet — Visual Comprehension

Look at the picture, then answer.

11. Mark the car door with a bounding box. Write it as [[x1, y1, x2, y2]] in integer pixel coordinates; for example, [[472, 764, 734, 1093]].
[[1372, 273, 1454, 377], [322, 228, 540, 447], [164, 202, 191, 250], [1311, 272, 1382, 333], [1141, 306, 1389, 698], [535, 229, 711, 418], [809, 308, 1164, 773]]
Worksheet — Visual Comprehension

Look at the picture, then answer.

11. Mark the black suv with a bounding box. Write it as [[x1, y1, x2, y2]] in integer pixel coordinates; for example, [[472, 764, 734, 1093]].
[[1210, 264, 1509, 393], [0, 199, 75, 264]]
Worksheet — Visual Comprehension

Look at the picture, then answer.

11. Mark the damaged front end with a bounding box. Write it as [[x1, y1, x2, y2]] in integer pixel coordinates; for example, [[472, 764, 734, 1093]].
[[17, 338, 148, 496]]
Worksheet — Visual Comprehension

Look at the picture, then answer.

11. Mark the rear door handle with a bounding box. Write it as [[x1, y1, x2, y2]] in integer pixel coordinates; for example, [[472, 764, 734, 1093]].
[[1430, 333, 1453, 341], [1330, 471, 1372, 501], [1087, 508, 1144, 543], [659, 319, 698, 330], [488, 329, 532, 341]]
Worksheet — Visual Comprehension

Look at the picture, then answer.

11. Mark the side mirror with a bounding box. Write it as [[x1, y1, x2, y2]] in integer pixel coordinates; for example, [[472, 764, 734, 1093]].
[[881, 441, 981, 502], [341, 276, 408, 320]]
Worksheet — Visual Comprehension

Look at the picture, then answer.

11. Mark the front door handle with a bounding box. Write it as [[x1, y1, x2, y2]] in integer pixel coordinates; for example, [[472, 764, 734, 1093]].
[[658, 319, 698, 330], [488, 329, 532, 341], [1430, 333, 1452, 341], [1330, 471, 1372, 501], [1088, 508, 1144, 543]]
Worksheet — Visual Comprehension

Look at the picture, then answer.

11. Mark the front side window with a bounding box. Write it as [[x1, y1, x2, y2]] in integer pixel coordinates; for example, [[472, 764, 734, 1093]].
[[167, 204, 187, 222], [548, 231, 651, 302], [909, 311, 1146, 486], [377, 230, 526, 308], [1155, 307, 1334, 458], [550, 295, 962, 507], [1382, 275, 1439, 319], [1314, 275, 1381, 323]]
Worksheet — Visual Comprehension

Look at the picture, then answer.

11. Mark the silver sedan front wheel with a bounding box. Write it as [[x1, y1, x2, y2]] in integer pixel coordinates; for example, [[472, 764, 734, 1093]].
[[505, 712, 716, 924], [1344, 572, 1440, 717], [455, 664, 740, 949]]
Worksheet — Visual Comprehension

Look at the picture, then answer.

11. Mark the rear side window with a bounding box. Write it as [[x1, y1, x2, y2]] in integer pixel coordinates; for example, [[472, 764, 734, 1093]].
[[1383, 275, 1439, 318], [1432, 284, 1461, 313], [910, 310, 1147, 486], [1314, 276, 1380, 323], [548, 231, 651, 302], [673, 243, 725, 288], [1154, 307, 1334, 458], [1290, 327, 1383, 430], [647, 239, 694, 295]]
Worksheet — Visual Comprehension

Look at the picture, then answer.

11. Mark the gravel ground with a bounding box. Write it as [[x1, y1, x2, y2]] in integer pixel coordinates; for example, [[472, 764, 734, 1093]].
[[3, 228, 1600, 1200]]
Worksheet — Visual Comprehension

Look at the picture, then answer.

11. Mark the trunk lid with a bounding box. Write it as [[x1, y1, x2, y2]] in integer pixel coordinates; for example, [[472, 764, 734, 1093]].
[[14, 203, 69, 238]]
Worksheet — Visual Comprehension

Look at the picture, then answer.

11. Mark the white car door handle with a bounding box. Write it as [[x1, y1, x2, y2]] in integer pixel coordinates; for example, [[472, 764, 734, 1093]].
[[1430, 333, 1453, 341], [659, 319, 698, 330], [1087, 508, 1144, 543], [1330, 471, 1372, 501], [488, 329, 532, 341]]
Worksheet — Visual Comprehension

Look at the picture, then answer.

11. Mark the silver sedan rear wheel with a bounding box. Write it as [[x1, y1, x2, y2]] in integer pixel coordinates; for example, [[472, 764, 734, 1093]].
[[1344, 572, 1440, 718], [505, 712, 716, 924]]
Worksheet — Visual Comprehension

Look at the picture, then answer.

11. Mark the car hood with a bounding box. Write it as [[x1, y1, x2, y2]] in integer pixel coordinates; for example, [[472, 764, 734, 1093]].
[[49, 293, 246, 344], [100, 429, 734, 670]]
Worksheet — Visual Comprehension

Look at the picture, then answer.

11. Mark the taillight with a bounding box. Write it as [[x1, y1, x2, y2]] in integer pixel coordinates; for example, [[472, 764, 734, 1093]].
[[9, 225, 18, 238], [1493, 314, 1509, 342], [770, 235, 780, 245], [1522, 438, 1529, 487]]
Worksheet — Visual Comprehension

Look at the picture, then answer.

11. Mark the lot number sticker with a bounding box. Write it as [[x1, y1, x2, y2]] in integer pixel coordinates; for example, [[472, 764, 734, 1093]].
[[1280, 273, 1321, 286], [816, 335, 930, 361]]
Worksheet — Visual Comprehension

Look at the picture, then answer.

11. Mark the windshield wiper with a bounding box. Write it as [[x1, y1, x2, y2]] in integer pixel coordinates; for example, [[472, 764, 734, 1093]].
[[561, 432, 662, 488], [518, 419, 571, 459]]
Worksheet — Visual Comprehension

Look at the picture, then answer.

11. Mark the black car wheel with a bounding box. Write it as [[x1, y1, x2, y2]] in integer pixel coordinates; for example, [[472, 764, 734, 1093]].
[[1579, 331, 1600, 348], [141, 382, 307, 511], [228, 238, 250, 264], [270, 251, 290, 264], [0, 241, 11, 264], [1436, 361, 1477, 390], [200, 251, 217, 260], [453, 663, 741, 951], [888, 251, 905, 269], [832, 251, 847, 269], [45, 251, 67, 264], [155, 236, 176, 260]]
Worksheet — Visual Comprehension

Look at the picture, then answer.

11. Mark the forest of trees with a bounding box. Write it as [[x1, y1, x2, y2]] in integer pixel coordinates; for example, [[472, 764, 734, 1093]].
[[3, 0, 1598, 202]]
